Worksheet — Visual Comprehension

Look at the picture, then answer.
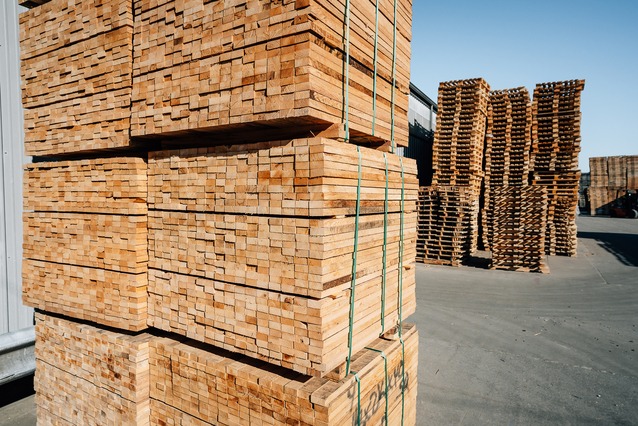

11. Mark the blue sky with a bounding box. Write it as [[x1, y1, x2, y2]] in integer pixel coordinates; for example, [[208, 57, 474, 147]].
[[409, 0, 638, 172]]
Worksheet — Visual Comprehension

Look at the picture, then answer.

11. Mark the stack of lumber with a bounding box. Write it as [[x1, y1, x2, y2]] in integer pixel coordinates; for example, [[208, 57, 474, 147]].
[[147, 138, 418, 377], [149, 323, 418, 425], [416, 186, 471, 266], [490, 187, 548, 273], [19, 0, 135, 156], [481, 88, 533, 251], [22, 157, 149, 331], [531, 80, 585, 256], [430, 78, 489, 254], [588, 155, 638, 215], [131, 0, 411, 145], [22, 0, 419, 424], [34, 312, 151, 426]]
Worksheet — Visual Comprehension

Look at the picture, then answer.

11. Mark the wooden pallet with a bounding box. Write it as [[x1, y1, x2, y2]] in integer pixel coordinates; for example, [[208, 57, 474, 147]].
[[148, 265, 415, 377], [148, 138, 418, 217], [34, 313, 151, 425], [149, 323, 418, 425]]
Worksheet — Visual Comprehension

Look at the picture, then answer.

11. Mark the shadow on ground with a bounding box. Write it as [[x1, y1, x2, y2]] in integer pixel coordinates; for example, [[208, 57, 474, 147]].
[[577, 231, 638, 267]]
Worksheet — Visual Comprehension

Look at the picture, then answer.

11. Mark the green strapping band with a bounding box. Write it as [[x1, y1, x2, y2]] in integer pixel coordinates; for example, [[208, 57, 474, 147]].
[[343, 0, 351, 141], [371, 0, 380, 135], [380, 153, 389, 333], [345, 147, 362, 376], [351, 371, 362, 425], [400, 337, 406, 426], [365, 347, 389, 425], [390, 0, 398, 152], [398, 157, 405, 330]]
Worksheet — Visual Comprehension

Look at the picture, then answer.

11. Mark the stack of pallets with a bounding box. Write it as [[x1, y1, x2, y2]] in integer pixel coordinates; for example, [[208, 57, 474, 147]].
[[490, 186, 548, 273], [481, 87, 532, 251], [422, 78, 489, 260], [21, 0, 419, 424], [531, 80, 585, 256], [415, 186, 471, 266]]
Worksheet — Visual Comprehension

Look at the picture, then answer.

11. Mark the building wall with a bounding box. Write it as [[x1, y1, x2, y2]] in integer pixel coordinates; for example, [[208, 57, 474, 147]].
[[0, 2, 32, 334], [404, 84, 437, 186]]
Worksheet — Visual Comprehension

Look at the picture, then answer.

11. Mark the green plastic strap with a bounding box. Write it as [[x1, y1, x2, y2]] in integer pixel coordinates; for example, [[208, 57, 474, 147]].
[[365, 347, 389, 425], [345, 147, 362, 376], [351, 371, 362, 426], [398, 158, 405, 332], [343, 0, 351, 141], [371, 0, 380, 135], [390, 0, 398, 152], [380, 153, 389, 333], [400, 338, 406, 426]]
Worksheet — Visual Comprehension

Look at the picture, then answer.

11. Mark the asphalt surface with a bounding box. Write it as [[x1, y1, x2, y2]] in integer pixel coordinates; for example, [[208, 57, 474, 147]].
[[412, 215, 638, 425], [0, 215, 636, 425]]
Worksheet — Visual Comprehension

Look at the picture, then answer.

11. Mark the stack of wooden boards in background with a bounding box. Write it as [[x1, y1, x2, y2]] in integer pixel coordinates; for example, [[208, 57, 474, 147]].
[[416, 78, 489, 265], [417, 78, 584, 271], [589, 155, 638, 215], [531, 80, 585, 257], [20, 0, 419, 424]]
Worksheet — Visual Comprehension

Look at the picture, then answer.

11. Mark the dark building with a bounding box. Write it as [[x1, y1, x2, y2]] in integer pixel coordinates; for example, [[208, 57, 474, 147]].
[[404, 83, 437, 186]]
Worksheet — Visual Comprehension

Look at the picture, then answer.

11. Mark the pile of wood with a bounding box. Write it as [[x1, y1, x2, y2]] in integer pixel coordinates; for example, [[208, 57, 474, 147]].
[[425, 78, 489, 259], [481, 88, 532, 251], [20, 0, 135, 156], [131, 0, 411, 145], [23, 157, 149, 331], [490, 187, 548, 273], [416, 186, 471, 266], [21, 0, 419, 424], [589, 155, 638, 215], [531, 80, 585, 256]]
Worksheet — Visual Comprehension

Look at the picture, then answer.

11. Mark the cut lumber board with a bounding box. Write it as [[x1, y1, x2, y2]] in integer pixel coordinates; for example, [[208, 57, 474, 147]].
[[34, 312, 151, 425], [149, 323, 418, 425], [24, 212, 148, 274], [24, 157, 147, 215], [148, 138, 418, 216], [148, 264, 415, 377], [148, 210, 417, 299], [23, 260, 147, 331]]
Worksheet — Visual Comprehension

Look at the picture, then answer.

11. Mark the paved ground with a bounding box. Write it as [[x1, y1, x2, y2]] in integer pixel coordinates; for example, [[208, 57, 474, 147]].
[[411, 215, 638, 425], [1, 215, 636, 425]]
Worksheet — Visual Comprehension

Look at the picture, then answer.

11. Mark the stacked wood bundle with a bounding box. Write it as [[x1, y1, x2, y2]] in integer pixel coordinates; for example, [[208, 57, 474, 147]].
[[22, 0, 418, 423], [34, 313, 151, 425], [588, 155, 638, 215], [531, 80, 585, 256], [20, 0, 135, 156], [491, 187, 548, 273], [149, 323, 418, 425], [147, 138, 418, 377], [481, 88, 532, 250], [22, 157, 149, 331], [430, 78, 489, 254], [131, 0, 411, 145], [416, 186, 471, 266]]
